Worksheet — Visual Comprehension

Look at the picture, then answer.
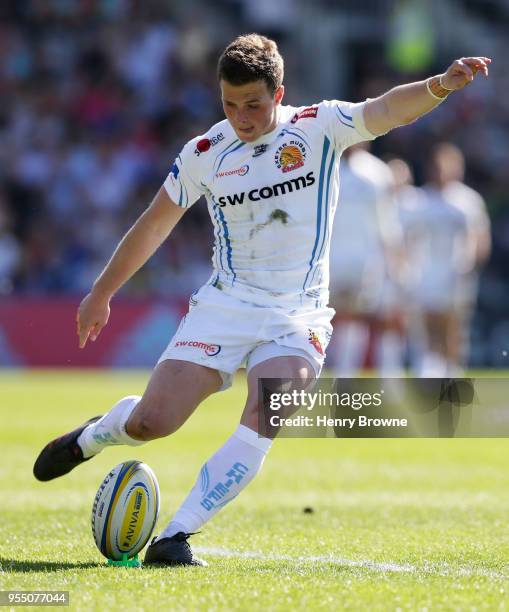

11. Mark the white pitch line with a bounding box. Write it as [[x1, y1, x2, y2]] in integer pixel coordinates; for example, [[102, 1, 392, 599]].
[[195, 547, 415, 573], [195, 547, 509, 579]]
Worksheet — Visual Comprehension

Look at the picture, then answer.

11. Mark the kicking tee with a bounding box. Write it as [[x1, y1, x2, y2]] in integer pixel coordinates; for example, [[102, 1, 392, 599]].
[[164, 100, 376, 309]]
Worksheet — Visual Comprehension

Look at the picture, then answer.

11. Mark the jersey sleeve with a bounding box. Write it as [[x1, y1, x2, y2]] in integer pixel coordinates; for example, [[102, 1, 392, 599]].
[[468, 190, 490, 232], [163, 140, 205, 209], [318, 100, 377, 152]]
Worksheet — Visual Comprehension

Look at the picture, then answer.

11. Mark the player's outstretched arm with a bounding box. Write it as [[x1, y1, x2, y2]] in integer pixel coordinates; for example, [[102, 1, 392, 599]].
[[363, 57, 491, 136], [77, 187, 186, 348]]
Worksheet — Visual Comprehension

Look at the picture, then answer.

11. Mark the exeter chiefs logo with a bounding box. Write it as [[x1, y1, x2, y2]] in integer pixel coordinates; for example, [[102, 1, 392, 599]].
[[308, 329, 324, 355], [274, 140, 306, 173]]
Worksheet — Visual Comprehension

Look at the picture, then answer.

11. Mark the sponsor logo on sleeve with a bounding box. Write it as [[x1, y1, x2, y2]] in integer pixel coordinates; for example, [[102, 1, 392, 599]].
[[195, 138, 211, 155], [175, 340, 221, 356], [274, 140, 306, 173], [194, 132, 225, 156], [210, 133, 225, 146], [291, 106, 318, 124], [215, 164, 249, 179]]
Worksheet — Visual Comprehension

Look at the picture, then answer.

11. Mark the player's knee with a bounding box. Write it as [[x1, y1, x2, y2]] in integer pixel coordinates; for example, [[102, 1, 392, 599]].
[[126, 396, 183, 441]]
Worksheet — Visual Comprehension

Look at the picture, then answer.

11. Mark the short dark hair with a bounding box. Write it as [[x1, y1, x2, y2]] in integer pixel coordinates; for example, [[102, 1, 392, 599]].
[[217, 34, 284, 95]]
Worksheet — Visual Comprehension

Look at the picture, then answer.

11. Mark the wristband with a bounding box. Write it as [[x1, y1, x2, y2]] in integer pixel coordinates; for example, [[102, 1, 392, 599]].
[[426, 76, 452, 101], [439, 75, 455, 91]]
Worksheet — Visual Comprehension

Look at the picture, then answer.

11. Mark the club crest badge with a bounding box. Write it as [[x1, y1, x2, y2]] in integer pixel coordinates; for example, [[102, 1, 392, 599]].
[[274, 140, 306, 173], [308, 329, 324, 355]]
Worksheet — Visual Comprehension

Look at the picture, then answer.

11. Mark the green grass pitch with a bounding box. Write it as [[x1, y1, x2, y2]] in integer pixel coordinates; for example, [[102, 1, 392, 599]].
[[1, 369, 509, 611]]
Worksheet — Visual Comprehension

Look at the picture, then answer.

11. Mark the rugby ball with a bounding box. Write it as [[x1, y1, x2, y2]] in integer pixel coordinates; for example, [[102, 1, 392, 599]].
[[91, 460, 160, 560]]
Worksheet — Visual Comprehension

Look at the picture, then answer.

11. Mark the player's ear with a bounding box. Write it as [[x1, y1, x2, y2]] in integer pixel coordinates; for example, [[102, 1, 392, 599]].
[[274, 85, 285, 105]]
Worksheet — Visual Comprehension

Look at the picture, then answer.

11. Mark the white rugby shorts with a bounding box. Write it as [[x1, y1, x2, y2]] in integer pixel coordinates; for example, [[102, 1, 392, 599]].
[[158, 284, 334, 390], [411, 272, 479, 311]]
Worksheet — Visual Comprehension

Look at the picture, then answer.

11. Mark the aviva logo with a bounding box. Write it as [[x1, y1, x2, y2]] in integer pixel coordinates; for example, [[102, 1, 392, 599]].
[[119, 489, 146, 550]]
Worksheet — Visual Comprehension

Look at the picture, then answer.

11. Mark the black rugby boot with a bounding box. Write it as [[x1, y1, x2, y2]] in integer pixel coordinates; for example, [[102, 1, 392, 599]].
[[144, 532, 207, 567], [33, 415, 102, 481]]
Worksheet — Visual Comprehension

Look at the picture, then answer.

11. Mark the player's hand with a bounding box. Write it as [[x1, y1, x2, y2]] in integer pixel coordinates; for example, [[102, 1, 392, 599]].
[[76, 291, 111, 349], [441, 57, 491, 91]]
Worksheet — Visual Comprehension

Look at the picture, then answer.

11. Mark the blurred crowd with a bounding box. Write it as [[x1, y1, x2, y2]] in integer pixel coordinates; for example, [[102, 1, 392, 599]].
[[1, 0, 508, 366], [0, 1, 223, 298]]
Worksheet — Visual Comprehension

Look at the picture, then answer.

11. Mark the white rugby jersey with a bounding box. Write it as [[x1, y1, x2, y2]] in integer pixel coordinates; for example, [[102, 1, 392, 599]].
[[330, 150, 395, 285], [405, 183, 489, 287], [164, 100, 376, 309]]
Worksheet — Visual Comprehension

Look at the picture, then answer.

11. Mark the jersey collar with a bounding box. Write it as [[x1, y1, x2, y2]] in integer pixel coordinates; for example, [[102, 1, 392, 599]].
[[248, 108, 282, 148]]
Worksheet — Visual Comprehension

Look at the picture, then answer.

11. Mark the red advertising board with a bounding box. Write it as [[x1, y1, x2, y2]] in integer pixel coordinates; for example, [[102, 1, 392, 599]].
[[0, 298, 186, 367]]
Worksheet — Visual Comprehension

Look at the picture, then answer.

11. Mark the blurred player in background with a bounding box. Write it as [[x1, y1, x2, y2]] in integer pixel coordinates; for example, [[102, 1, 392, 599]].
[[387, 156, 427, 372], [32, 34, 491, 566], [328, 144, 406, 375], [400, 144, 491, 375]]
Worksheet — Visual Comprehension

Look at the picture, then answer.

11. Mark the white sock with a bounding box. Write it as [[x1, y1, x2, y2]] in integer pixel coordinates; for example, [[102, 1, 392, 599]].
[[446, 361, 464, 377], [377, 331, 404, 376], [77, 395, 145, 458], [419, 352, 448, 377], [157, 424, 272, 540]]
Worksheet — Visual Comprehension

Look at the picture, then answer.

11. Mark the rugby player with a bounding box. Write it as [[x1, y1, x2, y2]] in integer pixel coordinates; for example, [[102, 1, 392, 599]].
[[328, 144, 405, 375], [33, 34, 490, 566], [404, 143, 491, 375]]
